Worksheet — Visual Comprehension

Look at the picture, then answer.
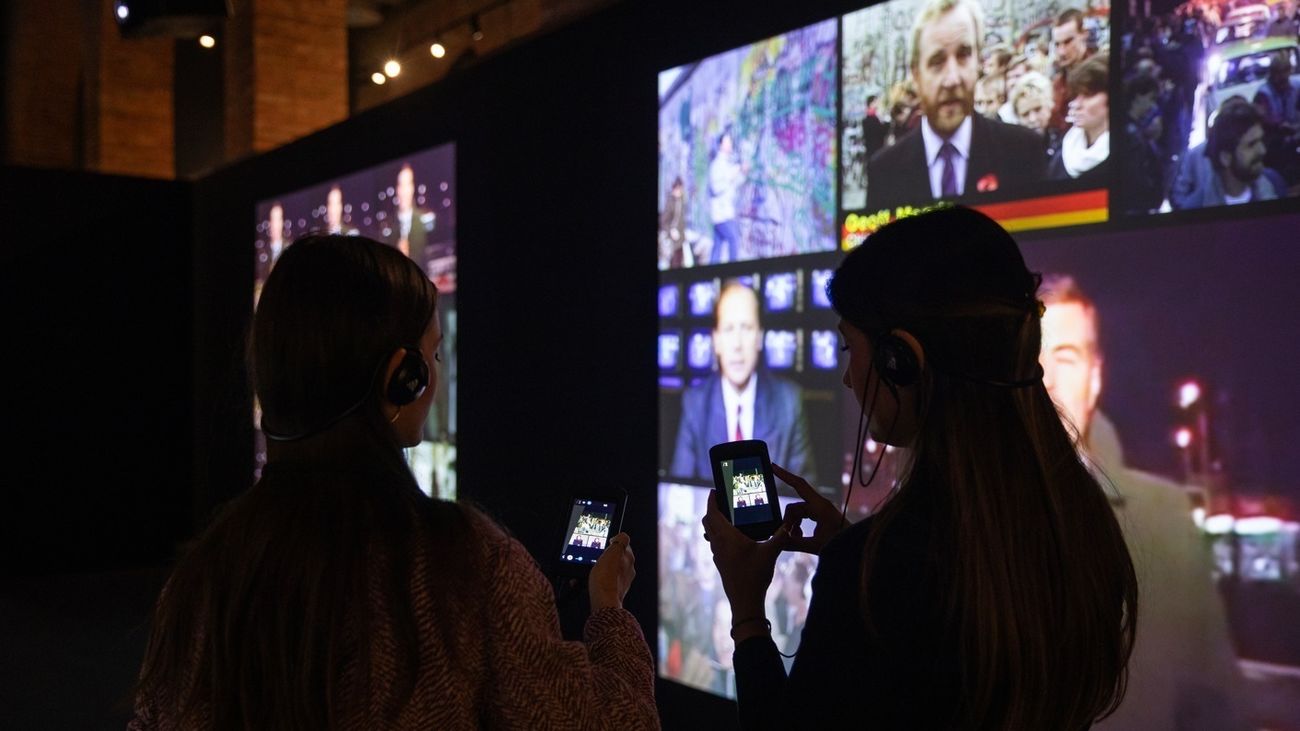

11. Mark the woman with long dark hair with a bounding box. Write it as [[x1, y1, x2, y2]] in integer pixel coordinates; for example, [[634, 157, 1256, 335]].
[[703, 207, 1137, 729], [131, 235, 657, 729]]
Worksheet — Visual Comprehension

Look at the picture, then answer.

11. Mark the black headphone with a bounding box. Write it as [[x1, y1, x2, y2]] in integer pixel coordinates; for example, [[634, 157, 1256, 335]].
[[385, 348, 430, 406], [263, 347, 429, 441], [870, 330, 922, 388]]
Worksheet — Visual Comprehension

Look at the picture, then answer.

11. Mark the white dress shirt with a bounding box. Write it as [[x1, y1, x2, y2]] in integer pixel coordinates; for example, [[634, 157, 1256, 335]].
[[721, 374, 757, 442], [921, 115, 973, 199]]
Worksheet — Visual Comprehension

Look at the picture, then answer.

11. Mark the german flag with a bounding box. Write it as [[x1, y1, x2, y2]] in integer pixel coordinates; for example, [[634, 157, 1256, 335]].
[[972, 189, 1108, 233], [840, 189, 1108, 249]]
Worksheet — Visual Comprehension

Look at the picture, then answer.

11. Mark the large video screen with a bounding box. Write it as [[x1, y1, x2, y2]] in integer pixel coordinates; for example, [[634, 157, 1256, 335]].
[[840, 0, 1111, 246], [253, 143, 457, 500], [1116, 0, 1300, 215], [657, 3, 1300, 724]]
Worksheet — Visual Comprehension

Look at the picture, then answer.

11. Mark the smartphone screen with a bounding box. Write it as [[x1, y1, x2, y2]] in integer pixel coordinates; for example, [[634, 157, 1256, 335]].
[[558, 498, 618, 566], [720, 455, 774, 527]]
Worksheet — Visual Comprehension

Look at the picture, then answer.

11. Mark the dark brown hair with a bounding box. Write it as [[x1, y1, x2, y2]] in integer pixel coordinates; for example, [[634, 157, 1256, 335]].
[[1056, 8, 1086, 32], [1069, 54, 1109, 97], [1209, 101, 1263, 172], [829, 206, 1137, 729], [135, 235, 474, 728]]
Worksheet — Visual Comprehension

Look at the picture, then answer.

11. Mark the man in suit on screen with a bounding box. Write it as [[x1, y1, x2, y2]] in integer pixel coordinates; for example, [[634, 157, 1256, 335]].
[[392, 163, 436, 270], [325, 185, 359, 236], [256, 202, 287, 282], [1039, 274, 1246, 730], [866, 0, 1045, 216], [671, 281, 816, 483]]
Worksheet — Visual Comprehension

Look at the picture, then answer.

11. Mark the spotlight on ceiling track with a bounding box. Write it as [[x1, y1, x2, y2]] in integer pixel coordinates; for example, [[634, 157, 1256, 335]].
[[113, 0, 231, 38], [371, 72, 387, 85], [383, 59, 401, 78], [430, 38, 446, 58], [471, 15, 483, 42]]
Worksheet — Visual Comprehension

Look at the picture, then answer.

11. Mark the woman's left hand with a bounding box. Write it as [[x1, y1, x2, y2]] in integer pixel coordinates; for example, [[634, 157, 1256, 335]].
[[702, 490, 791, 621]]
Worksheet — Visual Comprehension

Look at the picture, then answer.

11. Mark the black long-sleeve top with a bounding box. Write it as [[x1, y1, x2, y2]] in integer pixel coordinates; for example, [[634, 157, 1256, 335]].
[[732, 507, 962, 729]]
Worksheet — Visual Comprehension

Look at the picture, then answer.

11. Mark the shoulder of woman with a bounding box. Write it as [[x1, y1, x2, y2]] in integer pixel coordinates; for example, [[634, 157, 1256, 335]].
[[451, 501, 509, 540], [445, 501, 539, 572]]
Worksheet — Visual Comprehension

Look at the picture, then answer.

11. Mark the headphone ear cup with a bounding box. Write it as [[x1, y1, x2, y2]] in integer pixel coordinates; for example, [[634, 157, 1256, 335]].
[[873, 333, 920, 388], [385, 349, 429, 406]]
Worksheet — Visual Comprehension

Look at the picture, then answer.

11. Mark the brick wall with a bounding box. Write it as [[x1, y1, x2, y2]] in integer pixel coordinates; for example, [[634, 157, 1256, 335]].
[[225, 0, 348, 159], [84, 0, 174, 178], [3, 0, 84, 169]]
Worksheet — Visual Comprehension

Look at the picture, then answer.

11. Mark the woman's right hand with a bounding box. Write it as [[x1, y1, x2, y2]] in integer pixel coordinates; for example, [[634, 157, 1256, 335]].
[[589, 532, 635, 613], [774, 464, 849, 555]]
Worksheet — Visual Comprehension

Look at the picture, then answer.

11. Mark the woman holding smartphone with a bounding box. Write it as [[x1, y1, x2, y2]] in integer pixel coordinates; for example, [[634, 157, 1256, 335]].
[[131, 236, 657, 730], [703, 206, 1137, 729]]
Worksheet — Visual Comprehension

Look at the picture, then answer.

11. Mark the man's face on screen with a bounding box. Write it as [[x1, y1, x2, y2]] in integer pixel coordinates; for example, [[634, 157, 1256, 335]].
[[1007, 60, 1028, 88], [269, 205, 283, 242], [975, 82, 1001, 118], [1039, 301, 1102, 444], [397, 167, 415, 211], [913, 6, 979, 137], [1052, 21, 1087, 70], [1229, 124, 1267, 182], [714, 286, 762, 390], [327, 188, 343, 229], [1016, 95, 1052, 132]]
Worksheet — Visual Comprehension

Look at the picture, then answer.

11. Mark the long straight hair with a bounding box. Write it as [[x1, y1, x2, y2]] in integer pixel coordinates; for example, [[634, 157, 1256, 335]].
[[830, 207, 1137, 729], [135, 236, 475, 729]]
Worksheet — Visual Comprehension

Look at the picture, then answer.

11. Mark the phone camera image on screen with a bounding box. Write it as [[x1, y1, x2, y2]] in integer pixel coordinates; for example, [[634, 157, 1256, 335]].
[[720, 457, 771, 525], [764, 272, 799, 313], [560, 500, 616, 564], [764, 329, 798, 370]]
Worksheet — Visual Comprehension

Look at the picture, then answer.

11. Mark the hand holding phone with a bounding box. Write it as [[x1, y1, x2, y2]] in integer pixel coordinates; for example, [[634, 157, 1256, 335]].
[[708, 439, 782, 540], [556, 490, 627, 578], [589, 532, 635, 612]]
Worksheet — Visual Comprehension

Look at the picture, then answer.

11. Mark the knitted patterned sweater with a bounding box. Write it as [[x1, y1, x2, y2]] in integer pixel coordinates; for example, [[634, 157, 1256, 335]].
[[128, 505, 659, 730]]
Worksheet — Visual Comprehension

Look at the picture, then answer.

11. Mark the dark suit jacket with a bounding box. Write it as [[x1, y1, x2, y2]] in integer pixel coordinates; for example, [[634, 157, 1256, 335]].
[[862, 114, 888, 159], [255, 239, 286, 282], [394, 207, 436, 269], [670, 372, 816, 484], [865, 114, 1046, 215]]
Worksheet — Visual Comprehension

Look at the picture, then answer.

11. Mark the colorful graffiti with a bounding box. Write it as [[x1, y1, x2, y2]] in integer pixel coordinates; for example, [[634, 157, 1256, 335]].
[[658, 19, 838, 268]]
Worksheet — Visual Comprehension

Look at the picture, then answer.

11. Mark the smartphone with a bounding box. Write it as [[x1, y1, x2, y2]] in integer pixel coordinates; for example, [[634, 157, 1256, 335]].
[[556, 489, 627, 577], [709, 439, 782, 540]]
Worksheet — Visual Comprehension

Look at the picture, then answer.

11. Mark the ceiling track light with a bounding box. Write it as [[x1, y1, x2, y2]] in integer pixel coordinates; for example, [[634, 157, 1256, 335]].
[[430, 35, 446, 58], [470, 14, 483, 42]]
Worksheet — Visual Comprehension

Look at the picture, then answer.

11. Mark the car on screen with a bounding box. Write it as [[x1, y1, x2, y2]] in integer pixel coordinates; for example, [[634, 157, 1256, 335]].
[[1205, 37, 1300, 125], [1214, 4, 1275, 45]]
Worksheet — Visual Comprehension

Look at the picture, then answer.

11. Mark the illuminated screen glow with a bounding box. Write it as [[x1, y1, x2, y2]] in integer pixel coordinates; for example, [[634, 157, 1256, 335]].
[[254, 143, 457, 500], [656, 2, 1300, 721]]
